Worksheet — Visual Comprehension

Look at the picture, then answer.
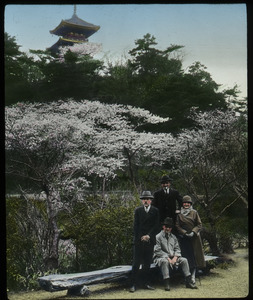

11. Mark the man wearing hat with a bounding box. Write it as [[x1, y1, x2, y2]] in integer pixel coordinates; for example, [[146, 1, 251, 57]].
[[153, 217, 197, 291], [129, 191, 160, 293], [153, 175, 183, 227]]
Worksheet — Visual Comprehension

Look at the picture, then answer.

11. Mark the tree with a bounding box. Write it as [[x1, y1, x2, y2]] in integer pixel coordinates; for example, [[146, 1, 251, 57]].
[[5, 33, 104, 105], [98, 62, 135, 105], [5, 33, 35, 105], [6, 195, 48, 290], [100, 34, 231, 133], [142, 61, 228, 133], [5, 32, 236, 135], [28, 49, 104, 102], [174, 109, 248, 254], [128, 33, 184, 77], [222, 85, 247, 113], [58, 194, 138, 272], [5, 99, 171, 269]]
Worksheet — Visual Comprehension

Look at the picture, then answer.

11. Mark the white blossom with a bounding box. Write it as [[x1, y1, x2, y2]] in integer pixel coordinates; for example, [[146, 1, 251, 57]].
[[5, 99, 173, 196], [58, 42, 102, 62]]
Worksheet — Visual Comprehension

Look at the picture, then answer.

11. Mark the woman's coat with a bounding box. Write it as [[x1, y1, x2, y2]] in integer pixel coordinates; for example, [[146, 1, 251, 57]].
[[175, 209, 206, 268]]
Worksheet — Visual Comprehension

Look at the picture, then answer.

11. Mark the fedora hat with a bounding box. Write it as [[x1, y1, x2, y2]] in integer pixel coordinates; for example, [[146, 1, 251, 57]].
[[140, 190, 154, 199], [160, 175, 173, 183], [162, 217, 174, 227]]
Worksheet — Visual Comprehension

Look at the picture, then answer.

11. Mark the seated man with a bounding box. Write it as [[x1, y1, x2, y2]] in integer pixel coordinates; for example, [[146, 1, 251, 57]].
[[153, 217, 197, 291]]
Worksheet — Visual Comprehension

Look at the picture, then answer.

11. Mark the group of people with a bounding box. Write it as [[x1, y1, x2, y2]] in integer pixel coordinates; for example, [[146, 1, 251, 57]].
[[129, 175, 206, 292]]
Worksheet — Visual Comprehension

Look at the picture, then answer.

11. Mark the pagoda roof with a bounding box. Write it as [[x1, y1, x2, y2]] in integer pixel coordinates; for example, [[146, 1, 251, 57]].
[[50, 13, 100, 38], [47, 38, 76, 53]]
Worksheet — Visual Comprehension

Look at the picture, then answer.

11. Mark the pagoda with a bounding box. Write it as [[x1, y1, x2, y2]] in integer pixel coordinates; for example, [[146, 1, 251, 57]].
[[48, 5, 100, 53]]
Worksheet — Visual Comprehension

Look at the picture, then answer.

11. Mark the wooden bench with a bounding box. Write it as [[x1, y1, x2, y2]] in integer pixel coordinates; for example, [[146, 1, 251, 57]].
[[38, 255, 218, 296]]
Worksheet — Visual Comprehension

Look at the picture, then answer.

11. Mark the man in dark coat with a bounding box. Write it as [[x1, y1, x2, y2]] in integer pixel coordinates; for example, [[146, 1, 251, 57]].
[[152, 175, 183, 227], [129, 191, 160, 293]]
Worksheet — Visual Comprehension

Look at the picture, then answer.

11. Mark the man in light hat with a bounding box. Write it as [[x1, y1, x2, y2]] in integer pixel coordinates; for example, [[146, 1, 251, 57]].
[[129, 191, 160, 293], [153, 175, 183, 227], [153, 217, 197, 291]]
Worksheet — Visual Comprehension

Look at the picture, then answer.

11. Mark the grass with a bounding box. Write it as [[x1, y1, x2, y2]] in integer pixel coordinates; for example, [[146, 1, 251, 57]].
[[7, 248, 249, 299]]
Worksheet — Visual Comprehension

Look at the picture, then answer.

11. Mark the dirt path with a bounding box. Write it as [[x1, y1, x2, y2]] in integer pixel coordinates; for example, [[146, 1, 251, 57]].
[[7, 248, 249, 299]]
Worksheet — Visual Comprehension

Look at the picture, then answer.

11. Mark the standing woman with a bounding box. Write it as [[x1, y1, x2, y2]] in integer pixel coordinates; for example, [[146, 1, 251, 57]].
[[175, 195, 206, 284]]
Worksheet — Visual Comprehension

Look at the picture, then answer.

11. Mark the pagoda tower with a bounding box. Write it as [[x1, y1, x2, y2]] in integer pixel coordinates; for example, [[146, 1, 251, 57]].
[[48, 5, 100, 53]]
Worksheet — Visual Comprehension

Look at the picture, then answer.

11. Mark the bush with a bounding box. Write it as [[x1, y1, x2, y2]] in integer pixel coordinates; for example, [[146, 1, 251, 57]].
[[58, 194, 139, 272], [6, 196, 46, 291]]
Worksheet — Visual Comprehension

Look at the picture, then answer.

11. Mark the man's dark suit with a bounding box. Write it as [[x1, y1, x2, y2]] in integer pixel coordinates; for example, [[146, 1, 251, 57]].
[[152, 188, 183, 225], [131, 205, 159, 286]]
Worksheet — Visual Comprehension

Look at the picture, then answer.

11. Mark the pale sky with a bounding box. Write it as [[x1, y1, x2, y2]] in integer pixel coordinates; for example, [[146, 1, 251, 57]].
[[4, 3, 247, 98]]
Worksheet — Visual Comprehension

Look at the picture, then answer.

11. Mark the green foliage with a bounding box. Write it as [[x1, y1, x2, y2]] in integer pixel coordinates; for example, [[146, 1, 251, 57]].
[[128, 33, 183, 76], [29, 51, 104, 102], [4, 32, 22, 57], [216, 214, 248, 253], [5, 31, 232, 134], [101, 34, 228, 132], [5, 33, 35, 105], [6, 193, 134, 290], [57, 240, 77, 273], [6, 196, 47, 291], [58, 194, 139, 272], [99, 62, 135, 104]]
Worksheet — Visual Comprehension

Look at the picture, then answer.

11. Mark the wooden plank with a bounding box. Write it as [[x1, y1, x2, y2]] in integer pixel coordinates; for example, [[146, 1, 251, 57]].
[[204, 255, 219, 261], [38, 265, 132, 292]]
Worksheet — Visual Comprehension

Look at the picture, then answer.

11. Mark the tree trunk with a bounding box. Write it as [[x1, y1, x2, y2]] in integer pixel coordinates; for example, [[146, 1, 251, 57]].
[[102, 176, 106, 199], [44, 215, 60, 270], [201, 227, 220, 256], [75, 243, 80, 272], [44, 188, 60, 270], [123, 147, 137, 187], [219, 235, 235, 254]]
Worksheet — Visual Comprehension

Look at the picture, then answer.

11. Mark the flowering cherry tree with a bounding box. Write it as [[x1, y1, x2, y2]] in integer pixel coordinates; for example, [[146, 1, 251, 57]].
[[5, 99, 173, 269], [174, 108, 247, 254], [58, 42, 102, 63]]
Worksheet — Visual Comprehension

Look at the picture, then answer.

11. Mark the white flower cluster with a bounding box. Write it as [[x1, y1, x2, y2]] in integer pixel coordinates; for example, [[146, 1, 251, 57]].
[[58, 42, 102, 61], [5, 100, 174, 196], [6, 101, 245, 215]]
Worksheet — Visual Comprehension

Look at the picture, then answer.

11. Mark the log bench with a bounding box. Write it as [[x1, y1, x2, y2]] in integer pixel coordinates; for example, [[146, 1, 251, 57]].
[[38, 255, 218, 296]]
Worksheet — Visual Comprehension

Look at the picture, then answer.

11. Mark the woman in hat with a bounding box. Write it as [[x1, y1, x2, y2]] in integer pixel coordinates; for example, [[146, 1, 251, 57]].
[[175, 195, 206, 284]]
